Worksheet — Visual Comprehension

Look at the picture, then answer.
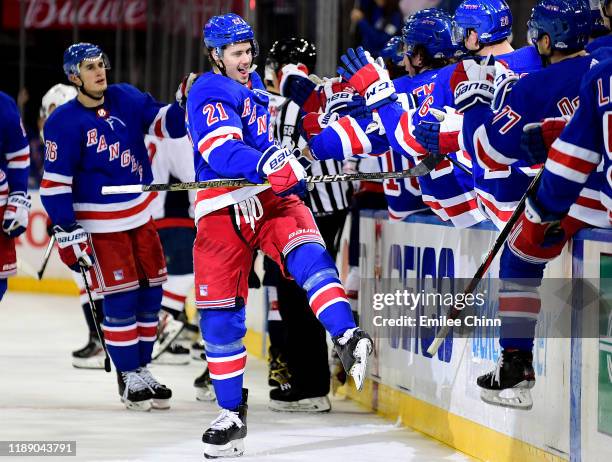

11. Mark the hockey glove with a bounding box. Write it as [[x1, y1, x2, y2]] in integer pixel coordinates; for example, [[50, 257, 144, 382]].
[[508, 196, 566, 263], [414, 121, 461, 155], [320, 78, 369, 117], [279, 64, 321, 113], [258, 145, 307, 197], [298, 111, 340, 144], [451, 55, 496, 113], [492, 68, 519, 111], [337, 47, 397, 109], [175, 72, 201, 109], [53, 223, 94, 272], [2, 192, 31, 237], [520, 117, 569, 164]]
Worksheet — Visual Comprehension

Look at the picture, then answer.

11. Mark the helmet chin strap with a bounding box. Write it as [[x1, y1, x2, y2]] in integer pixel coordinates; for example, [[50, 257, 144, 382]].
[[77, 80, 104, 102]]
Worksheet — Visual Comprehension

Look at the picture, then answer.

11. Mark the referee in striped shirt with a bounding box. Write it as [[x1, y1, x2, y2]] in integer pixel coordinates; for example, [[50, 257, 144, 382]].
[[262, 38, 352, 411]]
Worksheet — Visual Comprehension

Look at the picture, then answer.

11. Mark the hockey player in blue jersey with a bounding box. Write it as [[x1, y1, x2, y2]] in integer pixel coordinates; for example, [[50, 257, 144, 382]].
[[383, 8, 484, 228], [515, 59, 612, 250], [0, 91, 31, 302], [188, 14, 372, 458], [447, 0, 606, 409], [39, 83, 107, 369], [41, 43, 187, 411], [414, 0, 542, 229], [305, 9, 459, 224], [330, 0, 602, 410]]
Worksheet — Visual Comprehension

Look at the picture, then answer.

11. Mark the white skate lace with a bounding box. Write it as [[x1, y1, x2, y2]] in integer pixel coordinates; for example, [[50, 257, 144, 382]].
[[209, 409, 243, 430], [137, 367, 162, 389], [337, 327, 358, 346], [492, 354, 504, 386], [122, 371, 153, 400]]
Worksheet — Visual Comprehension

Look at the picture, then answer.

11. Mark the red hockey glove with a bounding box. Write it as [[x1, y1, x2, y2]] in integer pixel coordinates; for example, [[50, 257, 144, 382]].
[[521, 117, 569, 164], [507, 196, 567, 263], [279, 64, 322, 113], [258, 145, 307, 197], [53, 223, 94, 272], [337, 47, 397, 109], [298, 111, 340, 143]]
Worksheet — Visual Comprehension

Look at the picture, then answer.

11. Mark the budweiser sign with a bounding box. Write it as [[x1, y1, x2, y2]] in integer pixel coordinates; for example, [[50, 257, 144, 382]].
[[3, 0, 147, 29]]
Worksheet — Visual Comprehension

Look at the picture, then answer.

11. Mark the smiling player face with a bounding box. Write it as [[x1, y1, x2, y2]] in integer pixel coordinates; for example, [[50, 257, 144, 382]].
[[216, 42, 254, 84]]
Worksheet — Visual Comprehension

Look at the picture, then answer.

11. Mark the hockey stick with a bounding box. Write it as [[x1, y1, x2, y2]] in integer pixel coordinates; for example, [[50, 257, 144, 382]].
[[80, 266, 112, 373], [426, 166, 545, 356], [37, 235, 55, 280], [101, 154, 444, 195], [447, 156, 473, 176]]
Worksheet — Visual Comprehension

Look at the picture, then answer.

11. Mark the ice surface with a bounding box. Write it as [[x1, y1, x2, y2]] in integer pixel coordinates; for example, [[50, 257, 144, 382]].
[[0, 292, 472, 462]]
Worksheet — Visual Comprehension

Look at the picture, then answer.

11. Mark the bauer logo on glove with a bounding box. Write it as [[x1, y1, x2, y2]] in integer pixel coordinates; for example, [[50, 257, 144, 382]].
[[2, 192, 32, 237]]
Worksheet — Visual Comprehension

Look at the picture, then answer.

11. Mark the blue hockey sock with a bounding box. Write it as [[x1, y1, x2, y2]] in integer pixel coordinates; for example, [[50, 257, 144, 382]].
[[103, 291, 140, 372], [136, 286, 162, 366], [287, 243, 356, 337], [200, 308, 247, 410]]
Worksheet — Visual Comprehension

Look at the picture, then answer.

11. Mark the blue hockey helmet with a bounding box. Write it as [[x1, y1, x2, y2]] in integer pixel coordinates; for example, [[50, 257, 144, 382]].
[[527, 0, 591, 51], [203, 13, 258, 57], [63, 43, 110, 78], [402, 9, 462, 60], [380, 36, 404, 64], [452, 0, 512, 45]]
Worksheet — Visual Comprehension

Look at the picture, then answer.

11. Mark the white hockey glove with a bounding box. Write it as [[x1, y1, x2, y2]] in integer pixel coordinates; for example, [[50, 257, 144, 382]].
[[257, 145, 307, 197], [176, 72, 201, 109], [2, 192, 31, 237], [451, 55, 497, 113], [492, 62, 519, 111], [53, 223, 94, 272], [337, 47, 397, 109]]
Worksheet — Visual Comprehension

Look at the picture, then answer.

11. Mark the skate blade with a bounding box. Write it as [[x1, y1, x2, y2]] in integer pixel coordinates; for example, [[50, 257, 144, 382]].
[[152, 398, 171, 410], [152, 354, 190, 366], [121, 398, 152, 412], [196, 388, 216, 402], [191, 350, 206, 361], [269, 396, 331, 413], [204, 439, 245, 459], [480, 388, 533, 410], [349, 338, 373, 391], [152, 319, 185, 359], [72, 356, 105, 369]]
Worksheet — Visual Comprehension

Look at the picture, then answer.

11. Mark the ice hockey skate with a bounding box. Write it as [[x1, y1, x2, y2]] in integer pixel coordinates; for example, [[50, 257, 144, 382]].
[[477, 349, 535, 410], [267, 346, 290, 388], [194, 368, 216, 402], [116, 370, 153, 411], [152, 343, 190, 365], [191, 339, 206, 360], [137, 367, 172, 410], [269, 383, 331, 413], [72, 333, 105, 369], [151, 311, 184, 360], [332, 327, 373, 391], [202, 389, 248, 459]]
